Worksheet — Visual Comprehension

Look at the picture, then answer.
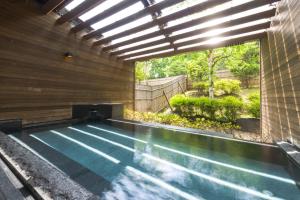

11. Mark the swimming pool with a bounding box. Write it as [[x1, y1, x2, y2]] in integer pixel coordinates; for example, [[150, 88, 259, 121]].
[[10, 119, 300, 200]]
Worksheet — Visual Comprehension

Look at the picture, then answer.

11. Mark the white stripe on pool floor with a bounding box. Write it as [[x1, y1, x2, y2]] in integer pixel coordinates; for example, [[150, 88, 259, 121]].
[[69, 127, 283, 200], [50, 130, 120, 164], [30, 131, 202, 200], [86, 124, 295, 185]]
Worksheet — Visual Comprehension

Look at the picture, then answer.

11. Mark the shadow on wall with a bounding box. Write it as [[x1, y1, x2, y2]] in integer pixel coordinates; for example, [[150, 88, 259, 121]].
[[260, 0, 300, 147]]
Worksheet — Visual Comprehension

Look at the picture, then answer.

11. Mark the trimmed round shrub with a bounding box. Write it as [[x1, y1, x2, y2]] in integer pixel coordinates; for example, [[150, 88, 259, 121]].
[[170, 94, 187, 116], [247, 92, 260, 118], [196, 97, 220, 120], [215, 79, 241, 95], [220, 96, 243, 122]]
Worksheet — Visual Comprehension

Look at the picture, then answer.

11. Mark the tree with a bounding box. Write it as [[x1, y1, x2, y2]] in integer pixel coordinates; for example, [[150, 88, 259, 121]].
[[135, 62, 149, 82], [228, 42, 260, 88], [205, 49, 230, 98]]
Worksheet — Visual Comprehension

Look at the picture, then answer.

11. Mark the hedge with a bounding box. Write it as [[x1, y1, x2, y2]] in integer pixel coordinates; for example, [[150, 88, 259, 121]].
[[170, 95, 243, 123]]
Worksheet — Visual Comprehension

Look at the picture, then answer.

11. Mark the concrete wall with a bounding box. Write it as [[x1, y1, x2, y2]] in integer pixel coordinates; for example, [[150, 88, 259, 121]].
[[0, 0, 134, 124], [261, 0, 300, 146]]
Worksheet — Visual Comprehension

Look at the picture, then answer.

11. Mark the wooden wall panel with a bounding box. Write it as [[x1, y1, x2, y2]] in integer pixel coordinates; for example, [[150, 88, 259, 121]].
[[261, 0, 300, 146], [0, 0, 134, 124]]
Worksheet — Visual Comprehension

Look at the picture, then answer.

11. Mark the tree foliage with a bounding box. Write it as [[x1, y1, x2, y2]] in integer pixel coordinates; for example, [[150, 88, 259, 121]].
[[227, 41, 260, 88], [135, 41, 260, 87]]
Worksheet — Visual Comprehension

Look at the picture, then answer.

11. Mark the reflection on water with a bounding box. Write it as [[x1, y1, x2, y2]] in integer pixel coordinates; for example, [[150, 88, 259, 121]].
[[10, 120, 300, 200]]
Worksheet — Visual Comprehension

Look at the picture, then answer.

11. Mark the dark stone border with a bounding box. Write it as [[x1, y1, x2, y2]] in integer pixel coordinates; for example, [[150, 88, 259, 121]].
[[0, 131, 100, 200], [276, 141, 300, 187]]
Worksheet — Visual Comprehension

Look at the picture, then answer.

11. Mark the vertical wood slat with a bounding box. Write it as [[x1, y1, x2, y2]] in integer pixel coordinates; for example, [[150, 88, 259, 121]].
[[261, 0, 300, 146]]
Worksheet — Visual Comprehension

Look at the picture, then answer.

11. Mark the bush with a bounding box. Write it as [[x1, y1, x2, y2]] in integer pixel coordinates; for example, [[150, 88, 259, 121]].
[[170, 95, 243, 122], [192, 81, 209, 95], [220, 96, 243, 122], [248, 92, 260, 102], [170, 95, 197, 117], [196, 97, 220, 120], [247, 92, 260, 118], [124, 110, 240, 131], [215, 79, 241, 95]]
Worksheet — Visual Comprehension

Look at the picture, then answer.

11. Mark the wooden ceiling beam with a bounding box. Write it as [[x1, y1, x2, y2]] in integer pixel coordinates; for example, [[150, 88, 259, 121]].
[[71, 0, 140, 33], [171, 8, 276, 41], [83, 0, 184, 40], [110, 37, 168, 55], [93, 0, 230, 46], [119, 22, 270, 59], [102, 5, 276, 52], [41, 0, 65, 14], [127, 32, 267, 62], [110, 8, 275, 56], [56, 0, 106, 24]]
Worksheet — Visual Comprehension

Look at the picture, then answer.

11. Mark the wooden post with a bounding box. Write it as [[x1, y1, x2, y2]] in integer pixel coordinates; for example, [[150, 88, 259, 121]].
[[178, 81, 186, 96], [163, 90, 173, 112]]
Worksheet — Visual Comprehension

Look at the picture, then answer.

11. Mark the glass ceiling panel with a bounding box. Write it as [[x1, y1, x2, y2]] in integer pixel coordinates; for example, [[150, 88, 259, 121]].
[[121, 42, 171, 56], [65, 0, 86, 11], [90, 1, 145, 31], [167, 0, 252, 28], [171, 5, 274, 37], [102, 15, 153, 37], [110, 26, 160, 44], [175, 18, 270, 44], [178, 29, 265, 50], [161, 0, 206, 17], [117, 35, 166, 50], [125, 49, 174, 60], [79, 0, 123, 22]]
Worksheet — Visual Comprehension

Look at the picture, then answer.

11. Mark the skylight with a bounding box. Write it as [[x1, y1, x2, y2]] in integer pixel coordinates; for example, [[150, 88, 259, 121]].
[[178, 29, 265, 50], [117, 35, 166, 50], [171, 4, 274, 36], [102, 15, 153, 37], [110, 26, 161, 45], [79, 0, 123, 22], [121, 43, 171, 56], [91, 2, 145, 31], [65, 0, 86, 11]]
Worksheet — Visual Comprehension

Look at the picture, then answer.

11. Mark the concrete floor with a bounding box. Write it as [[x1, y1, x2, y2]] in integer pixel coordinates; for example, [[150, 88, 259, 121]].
[[0, 158, 34, 200]]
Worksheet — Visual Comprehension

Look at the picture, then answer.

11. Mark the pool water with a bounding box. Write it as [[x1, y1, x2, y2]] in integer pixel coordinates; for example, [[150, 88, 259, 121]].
[[11, 120, 300, 200]]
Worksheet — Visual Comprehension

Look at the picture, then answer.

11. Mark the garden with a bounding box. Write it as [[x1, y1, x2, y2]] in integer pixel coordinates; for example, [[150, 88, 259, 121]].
[[127, 41, 265, 141]]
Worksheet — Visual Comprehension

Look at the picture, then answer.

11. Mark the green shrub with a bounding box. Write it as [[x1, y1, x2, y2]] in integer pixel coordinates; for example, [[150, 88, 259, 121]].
[[247, 92, 260, 118], [192, 81, 209, 95], [248, 92, 260, 102], [124, 110, 240, 131], [215, 79, 241, 95], [170, 94, 187, 116], [220, 96, 243, 122], [170, 95, 196, 117], [196, 97, 220, 120]]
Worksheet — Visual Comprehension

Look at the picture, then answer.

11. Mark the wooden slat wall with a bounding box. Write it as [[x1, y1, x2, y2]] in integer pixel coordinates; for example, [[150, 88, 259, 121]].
[[0, 0, 134, 124], [261, 0, 300, 146]]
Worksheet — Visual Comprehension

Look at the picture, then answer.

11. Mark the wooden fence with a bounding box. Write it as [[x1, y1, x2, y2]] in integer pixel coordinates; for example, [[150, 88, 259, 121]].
[[135, 75, 187, 112]]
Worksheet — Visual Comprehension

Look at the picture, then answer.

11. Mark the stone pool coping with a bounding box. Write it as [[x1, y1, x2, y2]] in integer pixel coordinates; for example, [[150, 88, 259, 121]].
[[0, 131, 100, 200]]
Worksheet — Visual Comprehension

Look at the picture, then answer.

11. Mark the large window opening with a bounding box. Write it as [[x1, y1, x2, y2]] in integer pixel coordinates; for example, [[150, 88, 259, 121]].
[[130, 41, 263, 143]]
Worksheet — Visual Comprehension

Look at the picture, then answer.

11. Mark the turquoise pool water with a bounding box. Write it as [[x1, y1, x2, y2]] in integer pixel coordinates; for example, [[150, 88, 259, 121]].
[[11, 120, 300, 200]]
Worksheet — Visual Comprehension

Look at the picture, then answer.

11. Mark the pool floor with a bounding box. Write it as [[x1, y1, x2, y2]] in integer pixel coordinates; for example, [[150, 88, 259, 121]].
[[11, 120, 300, 200]]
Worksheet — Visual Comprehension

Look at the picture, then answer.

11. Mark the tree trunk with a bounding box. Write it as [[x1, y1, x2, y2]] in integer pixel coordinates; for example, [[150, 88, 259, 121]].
[[208, 50, 214, 99]]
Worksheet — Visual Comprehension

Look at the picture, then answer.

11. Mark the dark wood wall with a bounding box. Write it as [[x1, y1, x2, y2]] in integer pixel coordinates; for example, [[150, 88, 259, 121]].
[[0, 0, 134, 124], [261, 0, 300, 146]]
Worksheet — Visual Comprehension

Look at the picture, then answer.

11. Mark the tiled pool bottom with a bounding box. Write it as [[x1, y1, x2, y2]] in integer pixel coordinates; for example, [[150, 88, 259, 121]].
[[11, 120, 300, 200]]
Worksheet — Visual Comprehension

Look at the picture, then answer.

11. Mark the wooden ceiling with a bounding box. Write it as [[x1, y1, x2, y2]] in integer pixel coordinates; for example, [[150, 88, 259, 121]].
[[42, 0, 279, 62]]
